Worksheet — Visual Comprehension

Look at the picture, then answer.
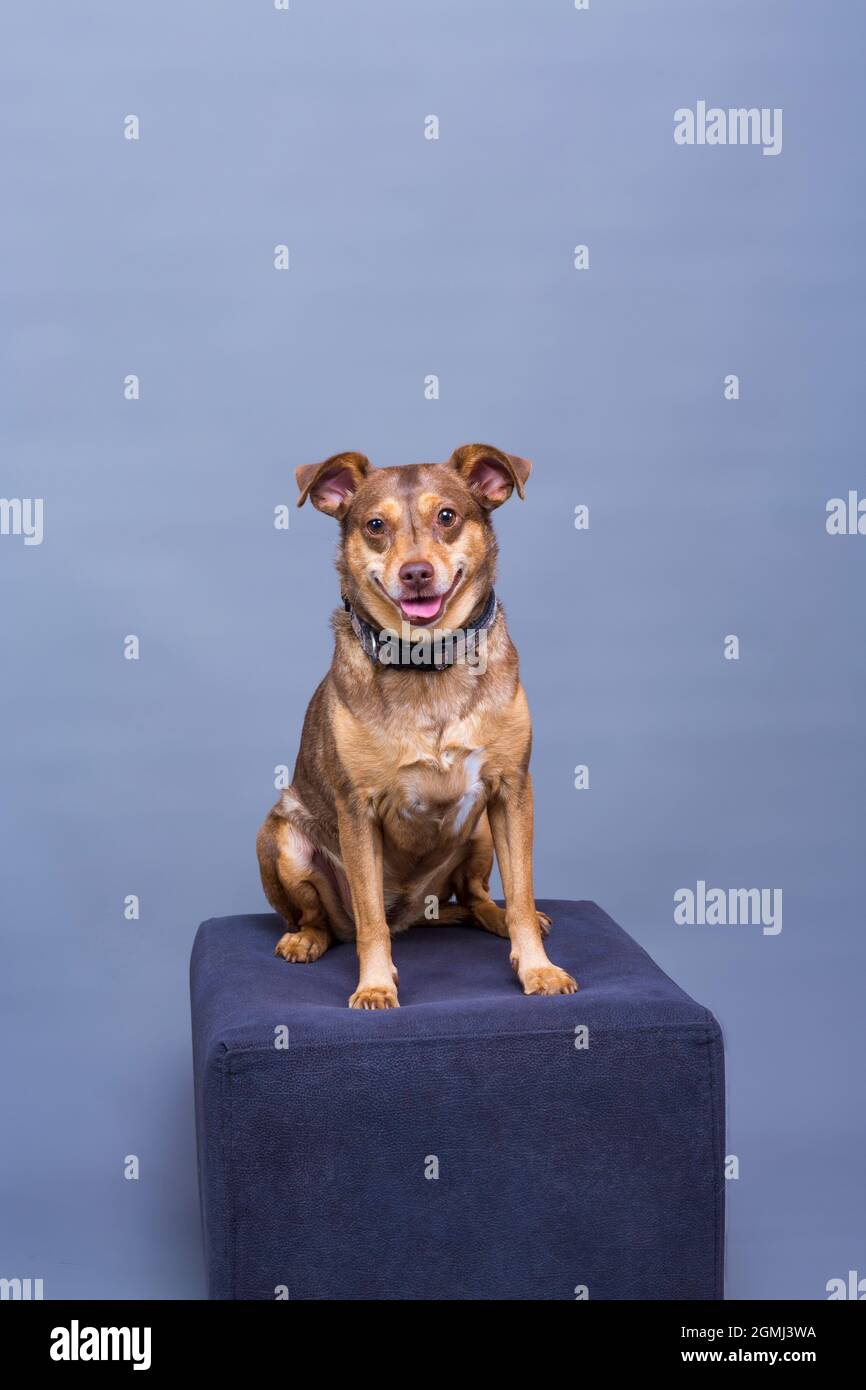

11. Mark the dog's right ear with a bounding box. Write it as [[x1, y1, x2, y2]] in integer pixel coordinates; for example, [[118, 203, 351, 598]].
[[295, 452, 371, 518]]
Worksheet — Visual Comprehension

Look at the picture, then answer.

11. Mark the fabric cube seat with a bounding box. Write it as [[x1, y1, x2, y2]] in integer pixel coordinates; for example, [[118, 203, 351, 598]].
[[190, 900, 724, 1300]]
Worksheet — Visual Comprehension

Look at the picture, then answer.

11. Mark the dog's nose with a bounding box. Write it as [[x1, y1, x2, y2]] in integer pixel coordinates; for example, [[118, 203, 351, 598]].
[[399, 560, 435, 589]]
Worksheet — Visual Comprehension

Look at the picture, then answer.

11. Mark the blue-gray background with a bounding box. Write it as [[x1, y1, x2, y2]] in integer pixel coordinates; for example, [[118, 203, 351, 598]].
[[2, 0, 864, 1300]]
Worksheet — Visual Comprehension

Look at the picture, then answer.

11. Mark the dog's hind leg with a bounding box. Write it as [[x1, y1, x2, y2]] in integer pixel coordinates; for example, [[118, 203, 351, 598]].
[[451, 815, 550, 939], [273, 870, 332, 963], [257, 802, 339, 963]]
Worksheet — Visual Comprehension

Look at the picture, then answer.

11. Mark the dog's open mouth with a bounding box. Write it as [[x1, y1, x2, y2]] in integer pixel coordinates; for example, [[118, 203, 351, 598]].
[[392, 570, 462, 626]]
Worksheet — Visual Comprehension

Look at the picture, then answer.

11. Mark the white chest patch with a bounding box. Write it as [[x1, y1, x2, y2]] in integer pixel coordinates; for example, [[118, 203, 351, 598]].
[[453, 749, 485, 832]]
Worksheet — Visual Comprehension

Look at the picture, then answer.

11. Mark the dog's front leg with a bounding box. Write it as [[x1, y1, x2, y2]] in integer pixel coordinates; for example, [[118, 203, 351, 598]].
[[337, 799, 399, 1010], [488, 775, 578, 996]]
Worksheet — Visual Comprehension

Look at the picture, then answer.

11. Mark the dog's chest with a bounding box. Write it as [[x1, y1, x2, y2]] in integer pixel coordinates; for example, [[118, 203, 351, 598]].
[[379, 741, 487, 850]]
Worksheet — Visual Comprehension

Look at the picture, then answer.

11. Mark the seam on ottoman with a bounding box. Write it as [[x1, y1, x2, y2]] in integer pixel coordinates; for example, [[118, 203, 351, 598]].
[[705, 1020, 725, 1300], [218, 1045, 237, 1301], [218, 1019, 716, 1057]]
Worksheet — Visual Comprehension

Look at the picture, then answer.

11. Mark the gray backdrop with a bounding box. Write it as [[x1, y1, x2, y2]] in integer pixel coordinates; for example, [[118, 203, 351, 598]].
[[2, 0, 864, 1300]]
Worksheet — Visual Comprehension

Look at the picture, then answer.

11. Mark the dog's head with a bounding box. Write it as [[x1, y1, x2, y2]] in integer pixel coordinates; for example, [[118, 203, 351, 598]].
[[295, 444, 531, 634]]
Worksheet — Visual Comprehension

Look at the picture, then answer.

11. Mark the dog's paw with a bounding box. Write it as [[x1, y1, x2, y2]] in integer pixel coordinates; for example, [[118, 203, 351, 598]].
[[348, 983, 399, 1010], [519, 963, 578, 996], [275, 929, 327, 963]]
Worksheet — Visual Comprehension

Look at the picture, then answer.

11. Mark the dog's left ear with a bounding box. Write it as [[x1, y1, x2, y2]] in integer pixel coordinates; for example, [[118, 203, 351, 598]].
[[448, 443, 532, 509], [295, 451, 371, 518]]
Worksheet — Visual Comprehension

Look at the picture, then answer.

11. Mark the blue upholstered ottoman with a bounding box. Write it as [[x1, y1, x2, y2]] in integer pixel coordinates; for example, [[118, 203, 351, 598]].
[[190, 901, 725, 1300]]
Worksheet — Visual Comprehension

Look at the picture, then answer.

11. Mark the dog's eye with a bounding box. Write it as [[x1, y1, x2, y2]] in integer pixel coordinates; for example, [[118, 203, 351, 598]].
[[366, 518, 385, 535], [437, 508, 457, 528]]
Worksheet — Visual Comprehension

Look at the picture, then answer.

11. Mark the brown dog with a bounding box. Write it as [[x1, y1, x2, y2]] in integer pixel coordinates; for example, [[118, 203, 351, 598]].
[[256, 443, 578, 1009]]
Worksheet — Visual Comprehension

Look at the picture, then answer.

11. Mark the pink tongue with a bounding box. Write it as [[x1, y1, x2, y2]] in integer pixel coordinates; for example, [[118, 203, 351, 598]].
[[400, 594, 442, 620]]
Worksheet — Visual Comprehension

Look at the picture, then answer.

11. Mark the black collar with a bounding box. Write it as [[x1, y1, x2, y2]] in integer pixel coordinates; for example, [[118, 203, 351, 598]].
[[343, 588, 498, 671]]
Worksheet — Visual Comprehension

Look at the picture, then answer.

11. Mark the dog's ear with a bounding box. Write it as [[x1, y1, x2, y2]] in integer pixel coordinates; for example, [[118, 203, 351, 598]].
[[295, 452, 371, 517], [448, 443, 532, 509]]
